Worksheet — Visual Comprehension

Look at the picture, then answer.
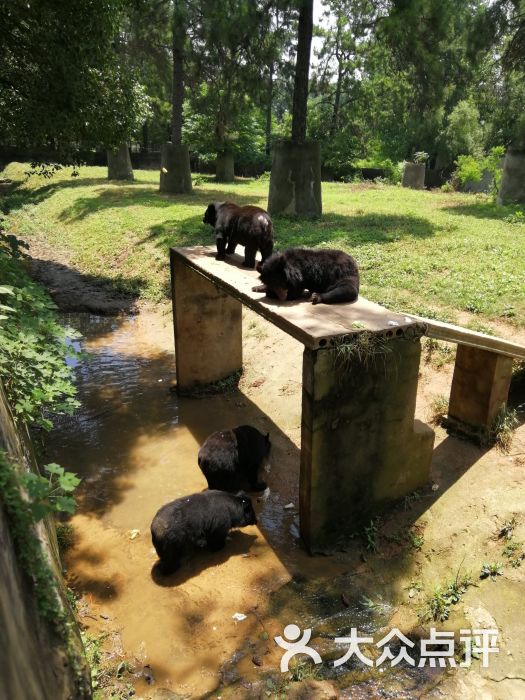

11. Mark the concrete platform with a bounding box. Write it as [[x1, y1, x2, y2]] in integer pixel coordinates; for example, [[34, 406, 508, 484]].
[[170, 245, 435, 553]]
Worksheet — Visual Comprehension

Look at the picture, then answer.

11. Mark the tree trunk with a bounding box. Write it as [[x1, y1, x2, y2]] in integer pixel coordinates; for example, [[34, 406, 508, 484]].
[[171, 0, 185, 146], [265, 63, 274, 156], [291, 0, 314, 144]]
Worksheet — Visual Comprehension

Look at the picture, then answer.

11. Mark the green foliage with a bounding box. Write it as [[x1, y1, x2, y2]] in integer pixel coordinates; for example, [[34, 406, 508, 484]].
[[21, 463, 80, 522], [421, 571, 474, 622], [0, 222, 80, 430], [0, 450, 66, 626], [480, 562, 503, 580], [441, 99, 484, 161], [454, 146, 505, 199], [0, 0, 149, 156]]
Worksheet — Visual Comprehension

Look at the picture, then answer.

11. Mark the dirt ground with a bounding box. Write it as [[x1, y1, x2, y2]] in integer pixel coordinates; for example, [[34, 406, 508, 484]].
[[27, 240, 525, 700]]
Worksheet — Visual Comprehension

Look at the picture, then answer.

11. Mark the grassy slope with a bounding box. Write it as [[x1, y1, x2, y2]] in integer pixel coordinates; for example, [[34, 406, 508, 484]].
[[2, 163, 524, 326]]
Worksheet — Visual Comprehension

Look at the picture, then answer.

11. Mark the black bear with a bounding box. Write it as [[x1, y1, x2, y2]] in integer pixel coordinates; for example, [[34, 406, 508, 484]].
[[253, 247, 360, 305], [203, 201, 274, 268], [151, 491, 257, 575], [198, 425, 270, 493]]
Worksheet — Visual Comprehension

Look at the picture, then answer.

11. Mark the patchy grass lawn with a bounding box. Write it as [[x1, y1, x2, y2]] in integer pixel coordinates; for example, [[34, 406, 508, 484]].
[[1, 162, 524, 325]]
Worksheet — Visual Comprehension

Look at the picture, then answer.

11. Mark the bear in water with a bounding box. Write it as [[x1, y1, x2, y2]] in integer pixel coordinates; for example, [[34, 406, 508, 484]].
[[151, 490, 257, 575], [198, 425, 270, 493]]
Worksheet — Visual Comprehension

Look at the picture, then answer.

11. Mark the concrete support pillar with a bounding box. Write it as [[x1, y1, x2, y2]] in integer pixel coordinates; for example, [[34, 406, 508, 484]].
[[216, 152, 235, 182], [299, 336, 434, 553], [448, 345, 513, 434], [402, 163, 425, 190], [160, 142, 192, 194], [107, 144, 133, 180], [497, 149, 525, 204], [170, 251, 242, 393], [268, 140, 322, 218]]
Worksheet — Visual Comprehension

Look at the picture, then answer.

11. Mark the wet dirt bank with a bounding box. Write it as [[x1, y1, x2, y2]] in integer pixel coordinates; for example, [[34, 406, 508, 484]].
[[37, 303, 525, 700]]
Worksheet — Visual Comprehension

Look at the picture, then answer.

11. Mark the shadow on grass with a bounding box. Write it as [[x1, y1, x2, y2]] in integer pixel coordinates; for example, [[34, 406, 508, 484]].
[[444, 200, 524, 221], [56, 184, 262, 222], [139, 210, 438, 258], [1, 177, 110, 214]]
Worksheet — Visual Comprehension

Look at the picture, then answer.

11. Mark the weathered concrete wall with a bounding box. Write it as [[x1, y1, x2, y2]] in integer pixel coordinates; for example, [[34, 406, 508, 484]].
[[402, 162, 426, 190], [300, 335, 435, 553], [216, 152, 235, 182], [268, 140, 322, 218], [0, 382, 91, 700], [171, 253, 242, 392], [498, 149, 525, 204], [107, 144, 133, 181], [159, 142, 192, 194]]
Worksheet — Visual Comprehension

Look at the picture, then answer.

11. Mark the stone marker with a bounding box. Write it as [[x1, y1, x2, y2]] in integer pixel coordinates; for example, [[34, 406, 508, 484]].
[[159, 142, 192, 194], [498, 148, 525, 204], [268, 140, 322, 218], [216, 151, 235, 182], [402, 162, 425, 190], [107, 144, 133, 181]]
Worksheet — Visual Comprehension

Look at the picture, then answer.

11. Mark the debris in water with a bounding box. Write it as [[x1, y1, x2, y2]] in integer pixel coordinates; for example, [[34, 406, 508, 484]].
[[431, 483, 439, 491], [143, 664, 155, 684], [232, 612, 247, 622], [257, 486, 271, 503], [284, 502, 295, 510]]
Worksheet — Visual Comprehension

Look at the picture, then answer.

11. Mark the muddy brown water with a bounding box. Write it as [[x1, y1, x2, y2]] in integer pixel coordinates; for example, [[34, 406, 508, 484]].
[[43, 311, 444, 698]]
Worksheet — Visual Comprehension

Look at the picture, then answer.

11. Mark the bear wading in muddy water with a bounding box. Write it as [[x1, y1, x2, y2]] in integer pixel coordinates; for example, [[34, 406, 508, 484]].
[[253, 247, 360, 305], [198, 425, 270, 493], [151, 491, 257, 575], [203, 202, 274, 268]]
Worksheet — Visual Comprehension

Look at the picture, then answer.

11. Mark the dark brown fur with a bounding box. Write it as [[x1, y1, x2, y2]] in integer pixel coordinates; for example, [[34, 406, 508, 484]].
[[203, 202, 274, 268]]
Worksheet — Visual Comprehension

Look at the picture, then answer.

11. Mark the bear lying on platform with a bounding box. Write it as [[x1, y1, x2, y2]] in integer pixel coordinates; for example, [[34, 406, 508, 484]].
[[151, 491, 257, 575], [203, 201, 274, 268], [253, 247, 360, 305], [198, 425, 270, 493]]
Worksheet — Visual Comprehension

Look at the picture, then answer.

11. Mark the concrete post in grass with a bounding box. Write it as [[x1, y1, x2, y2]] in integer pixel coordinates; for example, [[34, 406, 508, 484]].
[[107, 144, 133, 181], [159, 142, 192, 194], [268, 140, 322, 218]]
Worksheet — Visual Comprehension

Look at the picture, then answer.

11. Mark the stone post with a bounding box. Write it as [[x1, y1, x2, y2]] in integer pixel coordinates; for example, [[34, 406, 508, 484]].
[[299, 335, 434, 553], [170, 250, 242, 393], [497, 148, 525, 204], [402, 162, 425, 190], [159, 142, 192, 194], [268, 140, 322, 218], [107, 144, 133, 180], [216, 151, 235, 182]]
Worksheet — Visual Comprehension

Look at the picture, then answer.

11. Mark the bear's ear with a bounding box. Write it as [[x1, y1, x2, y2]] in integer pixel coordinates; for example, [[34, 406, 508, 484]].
[[274, 253, 286, 269]]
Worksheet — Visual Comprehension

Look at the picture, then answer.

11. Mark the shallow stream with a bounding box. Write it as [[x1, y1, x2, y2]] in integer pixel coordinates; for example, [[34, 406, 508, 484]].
[[43, 311, 444, 698]]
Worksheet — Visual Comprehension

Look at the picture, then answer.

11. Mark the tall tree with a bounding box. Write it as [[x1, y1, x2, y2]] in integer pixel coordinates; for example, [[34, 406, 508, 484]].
[[291, 0, 314, 142], [0, 0, 148, 161]]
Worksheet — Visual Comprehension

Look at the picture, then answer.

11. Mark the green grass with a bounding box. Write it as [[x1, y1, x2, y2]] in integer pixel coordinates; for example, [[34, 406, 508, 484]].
[[2, 163, 524, 325]]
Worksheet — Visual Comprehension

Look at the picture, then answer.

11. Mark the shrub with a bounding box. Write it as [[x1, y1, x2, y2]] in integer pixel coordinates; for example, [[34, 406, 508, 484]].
[[0, 220, 80, 430]]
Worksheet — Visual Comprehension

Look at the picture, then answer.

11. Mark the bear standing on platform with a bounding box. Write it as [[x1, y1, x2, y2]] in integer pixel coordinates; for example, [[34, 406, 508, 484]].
[[203, 202, 274, 268]]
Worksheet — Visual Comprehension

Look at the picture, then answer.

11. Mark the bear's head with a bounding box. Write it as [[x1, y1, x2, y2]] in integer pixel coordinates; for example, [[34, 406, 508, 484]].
[[203, 203, 217, 226], [236, 494, 257, 526], [258, 253, 288, 301]]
